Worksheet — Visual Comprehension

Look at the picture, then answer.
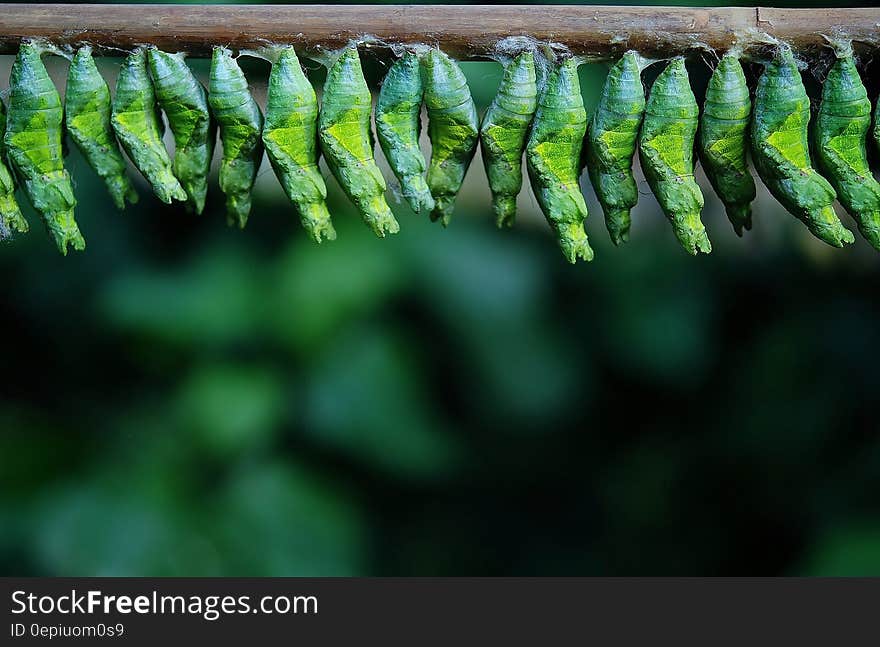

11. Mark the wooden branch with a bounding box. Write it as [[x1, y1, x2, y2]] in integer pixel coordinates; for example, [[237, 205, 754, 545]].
[[0, 5, 877, 58]]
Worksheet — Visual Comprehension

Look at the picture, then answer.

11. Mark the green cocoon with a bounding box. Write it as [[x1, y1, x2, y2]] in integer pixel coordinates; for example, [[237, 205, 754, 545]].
[[262, 46, 335, 243], [148, 48, 216, 215], [319, 47, 399, 237], [376, 52, 434, 215], [751, 47, 853, 247], [480, 51, 538, 228], [699, 55, 756, 236], [585, 51, 646, 245], [639, 57, 710, 255], [111, 49, 187, 205], [208, 46, 263, 229], [815, 55, 880, 250], [0, 99, 27, 240], [65, 46, 138, 211], [4, 42, 83, 254], [525, 57, 593, 263], [422, 49, 480, 225]]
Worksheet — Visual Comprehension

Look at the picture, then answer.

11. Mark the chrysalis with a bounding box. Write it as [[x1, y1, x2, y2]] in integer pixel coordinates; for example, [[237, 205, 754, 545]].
[[699, 54, 756, 236], [65, 46, 138, 211], [422, 49, 480, 225], [208, 46, 263, 229], [148, 49, 215, 215], [752, 47, 853, 247], [375, 51, 434, 215], [815, 55, 880, 250], [111, 48, 187, 205], [261, 46, 335, 243], [480, 51, 538, 228], [4, 42, 82, 254], [585, 51, 646, 245], [638, 57, 710, 255], [319, 46, 399, 237], [0, 99, 27, 240], [525, 56, 593, 263]]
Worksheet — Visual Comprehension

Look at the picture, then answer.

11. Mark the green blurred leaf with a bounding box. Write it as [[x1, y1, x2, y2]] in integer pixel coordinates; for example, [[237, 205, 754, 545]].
[[216, 461, 363, 576], [177, 363, 286, 456], [404, 224, 585, 424], [592, 249, 716, 385], [97, 245, 265, 348], [268, 229, 404, 353], [302, 326, 462, 478], [34, 484, 217, 576]]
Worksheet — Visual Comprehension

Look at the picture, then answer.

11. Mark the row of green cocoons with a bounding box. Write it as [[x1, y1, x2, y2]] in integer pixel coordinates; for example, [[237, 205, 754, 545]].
[[0, 41, 876, 262]]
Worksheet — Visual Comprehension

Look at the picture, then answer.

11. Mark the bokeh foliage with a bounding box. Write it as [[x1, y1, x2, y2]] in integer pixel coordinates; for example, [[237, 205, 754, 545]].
[[1, 0, 879, 576]]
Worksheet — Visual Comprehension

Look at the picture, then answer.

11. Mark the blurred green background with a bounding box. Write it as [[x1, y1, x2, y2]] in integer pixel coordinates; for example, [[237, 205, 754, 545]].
[[2, 0, 880, 576]]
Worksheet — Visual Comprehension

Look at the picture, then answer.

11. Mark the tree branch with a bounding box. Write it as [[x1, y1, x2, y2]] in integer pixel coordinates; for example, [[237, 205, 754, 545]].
[[0, 5, 876, 58]]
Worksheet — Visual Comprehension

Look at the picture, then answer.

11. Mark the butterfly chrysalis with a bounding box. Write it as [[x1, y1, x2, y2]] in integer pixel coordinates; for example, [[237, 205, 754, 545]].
[[423, 49, 480, 226], [148, 48, 215, 215], [208, 46, 264, 229], [526, 56, 593, 263], [376, 51, 434, 216], [111, 48, 187, 205], [66, 45, 139, 211], [585, 51, 647, 245], [814, 53, 880, 250], [319, 46, 399, 237], [5, 42, 83, 254], [752, 47, 853, 247], [639, 57, 710, 255], [480, 51, 538, 228], [262, 46, 335, 242], [699, 55, 755, 236]]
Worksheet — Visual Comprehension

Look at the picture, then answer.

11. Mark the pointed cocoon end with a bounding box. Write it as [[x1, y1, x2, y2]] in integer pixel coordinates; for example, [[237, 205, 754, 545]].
[[558, 222, 595, 263], [300, 202, 338, 244], [157, 180, 189, 205], [672, 213, 712, 255], [48, 209, 86, 256], [431, 196, 455, 227], [726, 204, 752, 237], [605, 209, 632, 246], [364, 196, 401, 237], [493, 195, 518, 229], [807, 207, 855, 247], [107, 175, 140, 211], [0, 197, 28, 237], [401, 174, 435, 216], [225, 194, 252, 230]]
